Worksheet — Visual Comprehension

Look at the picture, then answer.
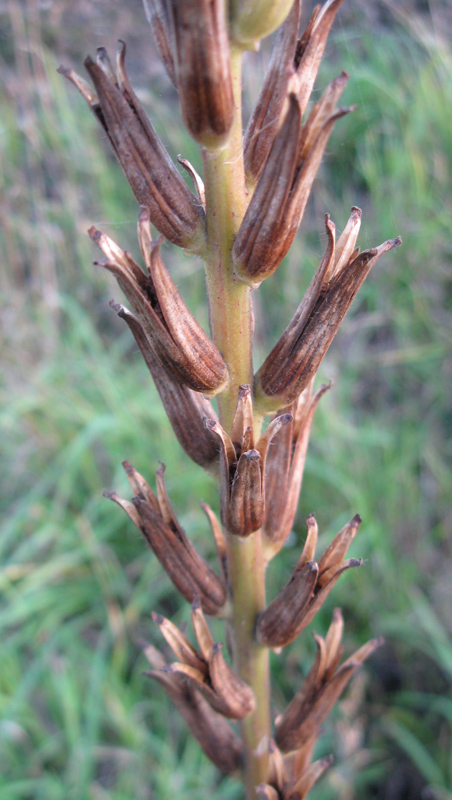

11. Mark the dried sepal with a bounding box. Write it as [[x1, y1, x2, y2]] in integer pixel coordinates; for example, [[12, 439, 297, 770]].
[[233, 77, 352, 287], [255, 212, 402, 408], [91, 225, 228, 395], [111, 302, 220, 470], [105, 462, 227, 615], [59, 43, 205, 251], [263, 383, 331, 558], [177, 156, 206, 208], [275, 611, 383, 752], [146, 671, 243, 774]]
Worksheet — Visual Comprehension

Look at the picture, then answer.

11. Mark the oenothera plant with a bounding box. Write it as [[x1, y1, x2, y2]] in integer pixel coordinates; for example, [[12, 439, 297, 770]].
[[60, 1, 401, 797]]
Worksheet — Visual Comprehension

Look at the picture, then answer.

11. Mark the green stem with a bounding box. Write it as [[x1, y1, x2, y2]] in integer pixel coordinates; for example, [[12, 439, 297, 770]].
[[202, 48, 270, 798], [202, 48, 253, 432]]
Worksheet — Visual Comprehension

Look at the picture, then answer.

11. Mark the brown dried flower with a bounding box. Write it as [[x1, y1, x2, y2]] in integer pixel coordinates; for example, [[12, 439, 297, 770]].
[[244, 0, 347, 185], [233, 74, 352, 286], [104, 462, 227, 616], [205, 386, 292, 536], [90, 214, 229, 396], [275, 609, 383, 752], [257, 514, 363, 647], [255, 212, 402, 410], [58, 43, 205, 251], [263, 382, 331, 559], [150, 598, 255, 720]]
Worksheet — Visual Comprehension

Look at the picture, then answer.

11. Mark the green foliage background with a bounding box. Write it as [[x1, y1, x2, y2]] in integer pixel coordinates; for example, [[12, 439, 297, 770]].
[[1, 2, 451, 798]]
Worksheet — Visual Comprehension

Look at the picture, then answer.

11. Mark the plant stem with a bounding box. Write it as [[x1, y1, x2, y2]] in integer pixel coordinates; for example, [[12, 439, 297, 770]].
[[202, 47, 252, 432], [202, 47, 270, 798]]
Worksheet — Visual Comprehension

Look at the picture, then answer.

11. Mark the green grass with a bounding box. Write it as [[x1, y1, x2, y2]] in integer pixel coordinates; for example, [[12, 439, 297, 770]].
[[1, 4, 451, 799]]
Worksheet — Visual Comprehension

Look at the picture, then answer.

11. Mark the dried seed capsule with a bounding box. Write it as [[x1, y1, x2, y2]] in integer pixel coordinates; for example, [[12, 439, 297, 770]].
[[255, 212, 402, 409], [234, 76, 352, 287], [257, 515, 364, 647], [58, 42, 205, 251], [205, 387, 292, 536], [146, 671, 243, 774], [275, 613, 383, 752], [152, 601, 255, 720], [263, 383, 331, 558], [90, 223, 228, 395], [111, 302, 220, 470], [105, 462, 227, 615], [244, 0, 347, 185]]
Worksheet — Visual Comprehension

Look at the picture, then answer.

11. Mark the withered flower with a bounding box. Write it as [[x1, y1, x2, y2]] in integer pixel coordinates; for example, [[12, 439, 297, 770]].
[[244, 0, 347, 185], [169, 0, 235, 149], [104, 461, 227, 616], [90, 213, 228, 396], [255, 211, 402, 410], [58, 43, 205, 251], [256, 514, 363, 647], [205, 385, 292, 536], [233, 74, 352, 287], [143, 641, 243, 774], [263, 382, 331, 559], [150, 598, 255, 719], [275, 609, 383, 752]]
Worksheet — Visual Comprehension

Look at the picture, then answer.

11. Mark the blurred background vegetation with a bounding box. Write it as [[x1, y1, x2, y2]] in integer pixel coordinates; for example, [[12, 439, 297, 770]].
[[1, 1, 451, 798]]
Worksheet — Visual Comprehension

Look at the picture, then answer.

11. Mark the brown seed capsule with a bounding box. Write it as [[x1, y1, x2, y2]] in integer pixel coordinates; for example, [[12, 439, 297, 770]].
[[58, 42, 205, 251], [90, 221, 228, 395], [244, 0, 347, 185], [205, 386, 292, 536], [146, 670, 243, 774], [152, 600, 255, 720], [104, 462, 227, 615], [275, 612, 383, 752], [257, 515, 363, 647], [257, 562, 319, 648], [110, 301, 220, 471], [243, 0, 301, 183], [169, 0, 234, 149], [233, 76, 352, 287], [255, 211, 402, 409], [263, 382, 331, 558]]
